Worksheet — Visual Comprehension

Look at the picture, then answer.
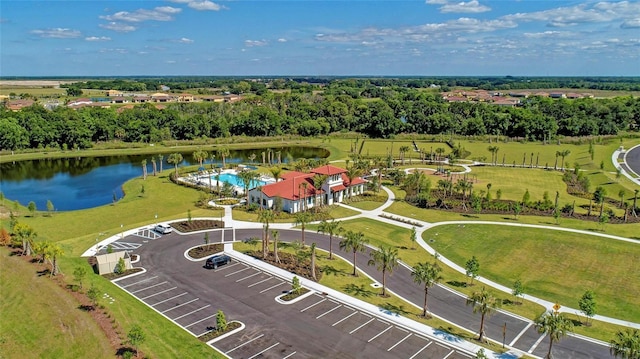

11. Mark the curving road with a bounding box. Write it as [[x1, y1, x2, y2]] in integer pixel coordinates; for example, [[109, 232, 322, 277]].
[[624, 145, 640, 177]]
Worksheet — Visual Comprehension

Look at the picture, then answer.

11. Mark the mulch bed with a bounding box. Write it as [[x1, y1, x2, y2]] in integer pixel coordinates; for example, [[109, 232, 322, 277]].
[[280, 288, 310, 301], [171, 220, 225, 233], [188, 244, 225, 259], [244, 250, 322, 282], [102, 267, 144, 280], [197, 321, 242, 342]]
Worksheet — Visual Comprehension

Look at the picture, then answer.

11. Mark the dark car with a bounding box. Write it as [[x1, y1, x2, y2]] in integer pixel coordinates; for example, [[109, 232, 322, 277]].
[[205, 255, 231, 269]]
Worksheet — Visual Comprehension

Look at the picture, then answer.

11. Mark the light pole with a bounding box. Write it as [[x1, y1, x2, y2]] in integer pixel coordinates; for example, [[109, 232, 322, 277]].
[[155, 214, 158, 226]]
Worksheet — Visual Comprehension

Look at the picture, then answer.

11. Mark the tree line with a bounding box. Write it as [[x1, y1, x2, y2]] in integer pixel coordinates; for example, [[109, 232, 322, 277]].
[[1, 87, 639, 151]]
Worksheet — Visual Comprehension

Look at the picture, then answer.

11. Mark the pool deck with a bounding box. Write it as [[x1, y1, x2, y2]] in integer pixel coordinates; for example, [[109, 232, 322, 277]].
[[179, 168, 275, 195]]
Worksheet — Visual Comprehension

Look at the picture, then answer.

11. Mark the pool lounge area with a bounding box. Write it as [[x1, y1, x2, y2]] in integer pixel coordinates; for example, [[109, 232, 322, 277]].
[[182, 168, 276, 195]]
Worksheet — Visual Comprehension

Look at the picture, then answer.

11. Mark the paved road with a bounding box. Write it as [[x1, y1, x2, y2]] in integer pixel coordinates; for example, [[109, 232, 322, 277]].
[[625, 145, 640, 177], [233, 229, 613, 359], [117, 230, 474, 359]]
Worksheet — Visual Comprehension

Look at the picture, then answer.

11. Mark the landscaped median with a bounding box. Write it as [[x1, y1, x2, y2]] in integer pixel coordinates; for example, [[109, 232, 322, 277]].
[[228, 243, 520, 358]]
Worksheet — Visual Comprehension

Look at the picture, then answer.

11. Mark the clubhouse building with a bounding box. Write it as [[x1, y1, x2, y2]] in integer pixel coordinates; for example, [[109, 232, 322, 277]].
[[247, 165, 367, 213]]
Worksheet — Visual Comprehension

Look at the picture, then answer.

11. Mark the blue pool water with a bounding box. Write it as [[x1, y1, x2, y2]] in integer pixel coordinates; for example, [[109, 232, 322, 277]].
[[214, 173, 267, 188]]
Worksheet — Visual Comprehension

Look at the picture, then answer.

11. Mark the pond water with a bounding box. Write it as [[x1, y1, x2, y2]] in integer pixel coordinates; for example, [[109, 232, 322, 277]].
[[0, 146, 328, 211]]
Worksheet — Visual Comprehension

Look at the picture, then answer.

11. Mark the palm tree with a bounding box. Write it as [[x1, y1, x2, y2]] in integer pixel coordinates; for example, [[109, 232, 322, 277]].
[[167, 153, 183, 176], [141, 159, 147, 180], [536, 310, 574, 359], [345, 165, 362, 198], [249, 153, 256, 164], [46, 242, 64, 276], [271, 230, 280, 264], [411, 262, 443, 317], [368, 245, 399, 297], [238, 170, 259, 204], [158, 154, 164, 172], [466, 287, 501, 342], [339, 230, 369, 277], [610, 329, 640, 359], [399, 145, 410, 165], [258, 210, 274, 258], [151, 156, 157, 176], [487, 145, 499, 165], [559, 149, 571, 171], [554, 151, 560, 170], [217, 146, 230, 168], [192, 148, 208, 169], [619, 189, 626, 208], [13, 223, 36, 256], [294, 211, 313, 246], [317, 219, 342, 260], [269, 166, 283, 182], [312, 174, 328, 210]]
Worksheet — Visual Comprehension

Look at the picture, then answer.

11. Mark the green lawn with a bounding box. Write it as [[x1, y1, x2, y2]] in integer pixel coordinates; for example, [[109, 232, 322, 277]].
[[424, 223, 640, 323]]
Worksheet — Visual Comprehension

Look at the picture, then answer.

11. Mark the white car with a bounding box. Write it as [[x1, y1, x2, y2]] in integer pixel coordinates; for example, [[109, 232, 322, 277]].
[[154, 223, 173, 234]]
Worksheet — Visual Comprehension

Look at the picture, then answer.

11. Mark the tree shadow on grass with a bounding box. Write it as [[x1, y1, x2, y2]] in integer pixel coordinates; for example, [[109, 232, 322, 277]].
[[434, 327, 463, 343], [379, 303, 410, 317], [321, 265, 347, 277], [447, 280, 468, 288], [343, 284, 375, 298]]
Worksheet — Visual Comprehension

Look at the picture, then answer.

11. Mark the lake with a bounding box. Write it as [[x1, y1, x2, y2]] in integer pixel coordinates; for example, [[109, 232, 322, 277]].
[[0, 146, 328, 211]]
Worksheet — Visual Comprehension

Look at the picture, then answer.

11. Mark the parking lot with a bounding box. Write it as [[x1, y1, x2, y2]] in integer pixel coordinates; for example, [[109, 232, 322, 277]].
[[113, 240, 475, 359]]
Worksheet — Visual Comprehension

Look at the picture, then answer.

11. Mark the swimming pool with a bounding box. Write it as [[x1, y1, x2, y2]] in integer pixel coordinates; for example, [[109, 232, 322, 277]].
[[212, 173, 267, 188]]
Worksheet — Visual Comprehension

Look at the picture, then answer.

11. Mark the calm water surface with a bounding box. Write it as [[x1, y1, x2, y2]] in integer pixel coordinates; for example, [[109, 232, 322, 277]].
[[0, 147, 327, 211]]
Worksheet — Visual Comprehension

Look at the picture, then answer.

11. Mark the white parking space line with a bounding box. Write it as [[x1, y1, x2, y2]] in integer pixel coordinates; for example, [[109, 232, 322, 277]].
[[409, 341, 432, 359], [131, 281, 168, 294], [316, 304, 342, 319], [225, 266, 250, 277], [174, 305, 211, 320], [259, 281, 285, 293], [528, 334, 546, 353], [349, 318, 375, 334], [226, 334, 265, 354], [443, 349, 455, 359], [213, 262, 240, 272], [162, 298, 199, 313], [151, 292, 187, 306], [282, 351, 296, 359], [368, 325, 392, 342], [236, 271, 261, 282], [300, 298, 326, 312], [388, 333, 412, 351], [247, 277, 273, 288], [121, 276, 158, 288], [247, 342, 280, 359], [141, 287, 177, 300], [332, 311, 358, 326], [509, 322, 533, 347], [185, 313, 217, 328]]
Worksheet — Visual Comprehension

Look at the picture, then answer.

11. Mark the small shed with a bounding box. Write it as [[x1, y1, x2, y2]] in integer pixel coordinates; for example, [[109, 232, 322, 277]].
[[91, 251, 132, 275]]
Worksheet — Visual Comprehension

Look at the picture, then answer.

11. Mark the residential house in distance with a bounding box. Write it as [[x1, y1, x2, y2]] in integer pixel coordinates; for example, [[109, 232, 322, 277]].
[[151, 93, 171, 102], [247, 164, 367, 214], [177, 93, 195, 102], [5, 99, 35, 111], [105, 89, 123, 97]]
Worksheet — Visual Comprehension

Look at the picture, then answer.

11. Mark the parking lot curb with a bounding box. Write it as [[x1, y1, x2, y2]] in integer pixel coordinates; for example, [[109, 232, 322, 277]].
[[206, 321, 246, 346]]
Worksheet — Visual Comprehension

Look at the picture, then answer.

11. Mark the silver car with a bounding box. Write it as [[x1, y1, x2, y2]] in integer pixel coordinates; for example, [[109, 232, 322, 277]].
[[154, 223, 173, 234]]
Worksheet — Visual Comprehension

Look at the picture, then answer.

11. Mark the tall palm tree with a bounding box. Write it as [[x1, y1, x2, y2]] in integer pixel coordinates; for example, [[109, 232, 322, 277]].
[[487, 145, 499, 165], [158, 154, 164, 172], [610, 329, 640, 359], [46, 242, 64, 276], [339, 230, 369, 277], [559, 149, 571, 171], [271, 229, 280, 264], [399, 145, 410, 165], [249, 153, 256, 164], [141, 159, 147, 180], [167, 153, 183, 176], [257, 209, 274, 258], [217, 146, 230, 168], [535, 310, 574, 359], [151, 156, 157, 176], [317, 219, 342, 260], [345, 165, 362, 198], [312, 174, 328, 210], [368, 245, 399, 297], [192, 148, 208, 169], [294, 211, 312, 246], [411, 262, 443, 317], [238, 170, 259, 204], [269, 166, 283, 182], [466, 287, 501, 342], [13, 223, 37, 256]]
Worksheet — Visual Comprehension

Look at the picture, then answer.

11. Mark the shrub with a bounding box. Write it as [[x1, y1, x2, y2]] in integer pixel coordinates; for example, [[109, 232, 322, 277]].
[[114, 257, 126, 274]]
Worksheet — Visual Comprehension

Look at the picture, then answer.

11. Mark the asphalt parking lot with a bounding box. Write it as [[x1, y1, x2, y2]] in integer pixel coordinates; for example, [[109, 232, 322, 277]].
[[112, 235, 475, 358]]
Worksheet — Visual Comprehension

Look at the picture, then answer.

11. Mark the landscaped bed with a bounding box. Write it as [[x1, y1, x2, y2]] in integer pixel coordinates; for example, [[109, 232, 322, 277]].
[[171, 219, 224, 233], [188, 243, 225, 259], [197, 321, 242, 342]]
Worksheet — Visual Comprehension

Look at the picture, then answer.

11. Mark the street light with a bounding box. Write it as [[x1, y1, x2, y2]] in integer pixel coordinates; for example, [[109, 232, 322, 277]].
[[155, 214, 158, 226]]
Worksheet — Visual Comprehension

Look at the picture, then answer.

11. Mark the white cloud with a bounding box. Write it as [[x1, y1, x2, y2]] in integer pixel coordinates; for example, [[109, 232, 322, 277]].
[[169, 0, 222, 11], [85, 36, 111, 42], [31, 28, 82, 39], [621, 18, 640, 28], [440, 1, 490, 14], [277, 38, 287, 43], [502, 1, 640, 27], [99, 22, 136, 33], [100, 6, 181, 22], [425, 0, 448, 4], [523, 31, 574, 39], [245, 39, 268, 47], [178, 37, 194, 43]]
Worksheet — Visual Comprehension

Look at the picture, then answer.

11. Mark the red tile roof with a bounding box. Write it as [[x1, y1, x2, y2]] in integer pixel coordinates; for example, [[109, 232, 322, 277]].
[[311, 165, 347, 176], [262, 176, 319, 201]]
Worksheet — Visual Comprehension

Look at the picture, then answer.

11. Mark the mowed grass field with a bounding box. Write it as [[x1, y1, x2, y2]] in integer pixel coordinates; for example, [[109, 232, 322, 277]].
[[424, 223, 640, 322]]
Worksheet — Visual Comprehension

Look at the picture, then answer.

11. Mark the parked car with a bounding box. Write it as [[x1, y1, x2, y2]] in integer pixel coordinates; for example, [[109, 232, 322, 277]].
[[154, 223, 173, 234], [205, 255, 231, 269]]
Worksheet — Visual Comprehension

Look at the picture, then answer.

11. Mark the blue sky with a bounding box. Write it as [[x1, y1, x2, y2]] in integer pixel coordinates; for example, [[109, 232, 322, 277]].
[[1, 0, 639, 76]]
